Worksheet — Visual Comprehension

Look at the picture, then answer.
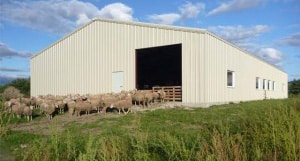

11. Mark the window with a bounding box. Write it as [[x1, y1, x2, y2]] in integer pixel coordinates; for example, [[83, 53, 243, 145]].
[[273, 81, 276, 91], [268, 80, 272, 90], [256, 77, 260, 89], [263, 79, 267, 90], [227, 70, 235, 87]]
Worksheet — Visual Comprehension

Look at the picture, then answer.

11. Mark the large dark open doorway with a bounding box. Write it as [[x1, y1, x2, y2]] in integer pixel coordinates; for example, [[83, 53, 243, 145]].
[[136, 44, 182, 90]]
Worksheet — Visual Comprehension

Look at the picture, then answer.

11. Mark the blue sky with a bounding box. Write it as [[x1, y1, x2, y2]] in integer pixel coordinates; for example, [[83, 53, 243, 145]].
[[0, 0, 299, 82]]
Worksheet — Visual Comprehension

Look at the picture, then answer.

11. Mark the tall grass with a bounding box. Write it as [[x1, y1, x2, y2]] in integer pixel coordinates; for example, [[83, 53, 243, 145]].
[[0, 108, 11, 138], [0, 98, 11, 138], [3, 96, 300, 161]]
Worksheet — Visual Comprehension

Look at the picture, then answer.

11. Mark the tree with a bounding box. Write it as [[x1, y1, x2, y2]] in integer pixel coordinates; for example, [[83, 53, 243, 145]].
[[289, 79, 300, 95], [9, 78, 30, 96], [2, 86, 23, 100], [0, 78, 30, 99]]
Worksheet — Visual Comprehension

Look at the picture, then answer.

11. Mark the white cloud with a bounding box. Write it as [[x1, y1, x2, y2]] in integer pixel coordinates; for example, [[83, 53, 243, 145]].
[[76, 14, 91, 26], [208, 25, 270, 43], [258, 48, 284, 66], [0, 0, 134, 34], [148, 13, 181, 25], [208, 0, 267, 16], [0, 67, 24, 72], [179, 2, 205, 19], [97, 3, 134, 21], [236, 43, 285, 67], [0, 42, 32, 60], [278, 33, 300, 47], [148, 1, 205, 25], [208, 25, 284, 67]]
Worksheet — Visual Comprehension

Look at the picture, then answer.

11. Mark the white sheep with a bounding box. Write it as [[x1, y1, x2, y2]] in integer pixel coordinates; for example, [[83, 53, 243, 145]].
[[110, 93, 132, 114], [66, 100, 76, 116], [22, 105, 34, 121], [100, 94, 119, 114], [4, 101, 12, 113], [40, 102, 56, 119], [132, 90, 145, 107], [6, 98, 20, 112], [30, 97, 43, 109], [21, 97, 31, 106], [152, 92, 159, 103], [11, 103, 25, 118], [88, 96, 102, 113], [73, 101, 95, 116], [158, 89, 166, 102], [144, 91, 154, 107], [55, 100, 66, 114]]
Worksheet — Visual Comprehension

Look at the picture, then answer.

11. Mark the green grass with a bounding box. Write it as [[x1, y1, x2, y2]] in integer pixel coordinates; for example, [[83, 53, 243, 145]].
[[1, 95, 300, 160]]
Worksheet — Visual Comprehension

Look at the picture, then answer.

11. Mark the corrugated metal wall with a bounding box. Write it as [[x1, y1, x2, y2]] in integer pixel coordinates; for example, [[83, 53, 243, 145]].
[[31, 19, 287, 105], [202, 32, 288, 105]]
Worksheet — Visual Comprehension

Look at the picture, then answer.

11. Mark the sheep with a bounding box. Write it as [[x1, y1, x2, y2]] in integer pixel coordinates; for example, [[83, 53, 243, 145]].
[[89, 98, 102, 113], [117, 91, 128, 100], [158, 89, 166, 102], [30, 97, 43, 109], [45, 94, 56, 100], [40, 102, 56, 119], [11, 103, 25, 118], [144, 91, 154, 107], [73, 101, 95, 116], [11, 104, 19, 118], [25, 89, 169, 117], [100, 94, 119, 114], [21, 97, 31, 106], [22, 105, 34, 121], [4, 99, 20, 113], [87, 95, 103, 113], [70, 94, 81, 101], [42, 99, 57, 105], [110, 93, 133, 114], [9, 98, 20, 106], [152, 92, 159, 103], [4, 101, 12, 113], [66, 100, 76, 116], [132, 90, 145, 107], [55, 100, 66, 114], [131, 90, 158, 107], [9, 102, 33, 120]]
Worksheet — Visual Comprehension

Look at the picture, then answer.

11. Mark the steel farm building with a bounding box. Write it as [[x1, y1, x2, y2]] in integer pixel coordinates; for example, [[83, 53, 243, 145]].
[[30, 18, 288, 106]]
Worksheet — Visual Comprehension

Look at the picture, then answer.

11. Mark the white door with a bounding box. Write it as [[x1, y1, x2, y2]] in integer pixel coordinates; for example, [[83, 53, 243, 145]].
[[112, 71, 124, 93]]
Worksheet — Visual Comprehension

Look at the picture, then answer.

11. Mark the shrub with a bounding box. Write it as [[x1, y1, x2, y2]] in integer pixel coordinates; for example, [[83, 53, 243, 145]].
[[2, 86, 23, 100]]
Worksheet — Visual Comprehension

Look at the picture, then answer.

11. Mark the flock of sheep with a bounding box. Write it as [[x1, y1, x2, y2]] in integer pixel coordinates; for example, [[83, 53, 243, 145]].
[[3, 89, 166, 121]]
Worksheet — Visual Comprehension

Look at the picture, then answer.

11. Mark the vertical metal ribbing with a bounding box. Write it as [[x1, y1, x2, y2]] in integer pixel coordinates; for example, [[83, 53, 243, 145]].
[[30, 19, 287, 105]]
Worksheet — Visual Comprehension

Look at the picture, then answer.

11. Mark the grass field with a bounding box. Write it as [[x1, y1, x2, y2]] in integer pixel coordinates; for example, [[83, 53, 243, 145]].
[[1, 96, 300, 161]]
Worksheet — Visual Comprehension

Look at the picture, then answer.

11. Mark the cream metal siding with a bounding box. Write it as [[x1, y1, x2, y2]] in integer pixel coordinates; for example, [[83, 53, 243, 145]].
[[31, 19, 207, 103], [31, 19, 287, 105], [202, 32, 288, 105]]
